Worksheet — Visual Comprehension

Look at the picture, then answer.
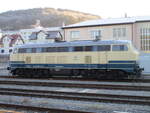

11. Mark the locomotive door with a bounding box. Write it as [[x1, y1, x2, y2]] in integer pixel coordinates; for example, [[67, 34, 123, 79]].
[[25, 56, 31, 64], [85, 56, 92, 68], [98, 51, 109, 69]]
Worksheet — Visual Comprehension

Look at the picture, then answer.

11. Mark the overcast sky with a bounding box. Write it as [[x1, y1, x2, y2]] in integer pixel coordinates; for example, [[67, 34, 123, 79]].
[[1, 0, 150, 18]]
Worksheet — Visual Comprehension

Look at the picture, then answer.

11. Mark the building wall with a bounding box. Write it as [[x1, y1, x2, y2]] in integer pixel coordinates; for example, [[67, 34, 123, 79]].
[[64, 22, 150, 52], [64, 24, 133, 42], [29, 32, 55, 44], [20, 31, 32, 43], [135, 22, 150, 52]]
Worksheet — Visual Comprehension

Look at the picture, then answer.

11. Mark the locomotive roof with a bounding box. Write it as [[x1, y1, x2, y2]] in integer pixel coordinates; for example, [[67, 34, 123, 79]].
[[15, 40, 131, 48]]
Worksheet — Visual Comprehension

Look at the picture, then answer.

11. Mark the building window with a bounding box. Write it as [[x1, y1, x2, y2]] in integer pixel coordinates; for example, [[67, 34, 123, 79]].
[[70, 31, 80, 38], [113, 28, 117, 37], [113, 28, 126, 38], [122, 28, 126, 37], [91, 30, 101, 39], [140, 28, 150, 51]]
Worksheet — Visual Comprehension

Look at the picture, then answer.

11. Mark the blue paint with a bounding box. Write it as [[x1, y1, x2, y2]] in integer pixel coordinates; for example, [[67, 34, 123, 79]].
[[10, 61, 25, 64], [108, 60, 136, 63], [10, 61, 137, 73]]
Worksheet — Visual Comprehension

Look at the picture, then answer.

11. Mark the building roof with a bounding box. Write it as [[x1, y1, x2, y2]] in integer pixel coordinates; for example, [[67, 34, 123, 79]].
[[46, 31, 61, 39], [0, 34, 24, 47], [20, 27, 61, 33], [15, 40, 131, 48], [2, 31, 19, 35], [63, 16, 150, 28], [29, 32, 37, 40], [29, 30, 61, 40]]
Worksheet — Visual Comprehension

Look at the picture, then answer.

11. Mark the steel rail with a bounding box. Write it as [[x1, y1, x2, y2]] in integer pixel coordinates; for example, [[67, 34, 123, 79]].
[[0, 103, 89, 113], [0, 80, 149, 91], [0, 88, 150, 105], [0, 76, 150, 82], [0, 87, 150, 100]]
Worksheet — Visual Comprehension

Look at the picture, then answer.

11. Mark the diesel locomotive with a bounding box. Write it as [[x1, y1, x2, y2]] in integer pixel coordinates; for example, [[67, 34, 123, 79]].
[[8, 40, 143, 79]]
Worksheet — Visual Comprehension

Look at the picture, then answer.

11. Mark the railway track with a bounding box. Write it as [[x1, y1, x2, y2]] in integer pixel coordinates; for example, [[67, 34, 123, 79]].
[[0, 77, 149, 112], [0, 79, 149, 91], [0, 103, 88, 113], [0, 75, 150, 82], [0, 87, 150, 106]]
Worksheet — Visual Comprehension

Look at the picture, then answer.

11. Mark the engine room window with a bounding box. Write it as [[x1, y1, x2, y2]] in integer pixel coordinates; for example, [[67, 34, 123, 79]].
[[42, 48, 47, 52], [85, 46, 93, 51], [74, 46, 84, 51], [26, 48, 32, 53], [32, 48, 36, 53], [46, 47, 57, 52], [36, 48, 42, 53], [97, 45, 110, 51], [18, 48, 26, 53], [112, 45, 128, 51], [57, 47, 69, 52]]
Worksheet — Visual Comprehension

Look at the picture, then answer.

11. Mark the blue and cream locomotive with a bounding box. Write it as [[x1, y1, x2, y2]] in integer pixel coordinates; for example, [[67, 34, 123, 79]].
[[8, 40, 143, 79]]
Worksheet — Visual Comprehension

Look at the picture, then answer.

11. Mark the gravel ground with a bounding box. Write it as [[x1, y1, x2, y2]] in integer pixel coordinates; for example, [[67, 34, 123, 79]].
[[0, 108, 48, 113], [0, 84, 150, 97], [0, 78, 150, 87], [0, 95, 149, 113], [0, 69, 10, 76], [0, 109, 23, 113], [0, 71, 150, 112]]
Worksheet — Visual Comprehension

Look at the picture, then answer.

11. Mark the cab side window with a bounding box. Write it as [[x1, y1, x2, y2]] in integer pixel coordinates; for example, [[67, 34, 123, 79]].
[[112, 45, 128, 51]]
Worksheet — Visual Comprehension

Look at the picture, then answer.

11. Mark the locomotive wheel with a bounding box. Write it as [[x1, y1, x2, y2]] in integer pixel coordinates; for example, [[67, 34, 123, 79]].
[[72, 70, 80, 76], [81, 70, 92, 78]]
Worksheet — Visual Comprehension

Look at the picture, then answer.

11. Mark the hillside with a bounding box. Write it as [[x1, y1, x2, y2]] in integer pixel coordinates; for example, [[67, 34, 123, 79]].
[[0, 8, 101, 30]]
